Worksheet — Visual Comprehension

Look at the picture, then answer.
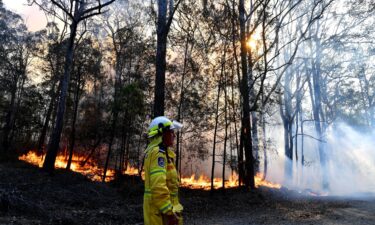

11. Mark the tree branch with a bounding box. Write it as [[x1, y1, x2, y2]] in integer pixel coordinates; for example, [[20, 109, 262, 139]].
[[165, 0, 183, 35]]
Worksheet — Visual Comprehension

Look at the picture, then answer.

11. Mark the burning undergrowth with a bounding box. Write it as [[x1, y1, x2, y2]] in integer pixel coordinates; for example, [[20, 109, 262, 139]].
[[19, 150, 282, 190], [19, 151, 138, 182], [180, 173, 281, 190]]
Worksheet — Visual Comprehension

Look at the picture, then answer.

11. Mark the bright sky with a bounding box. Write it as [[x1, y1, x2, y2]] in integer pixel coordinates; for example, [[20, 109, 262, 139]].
[[3, 0, 46, 31]]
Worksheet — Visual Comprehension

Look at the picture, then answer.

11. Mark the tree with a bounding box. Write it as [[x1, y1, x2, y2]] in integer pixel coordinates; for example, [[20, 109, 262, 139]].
[[153, 0, 182, 117], [29, 0, 116, 172], [35, 22, 65, 155], [66, 37, 103, 170], [238, 0, 255, 189], [0, 5, 33, 160], [100, 1, 152, 180]]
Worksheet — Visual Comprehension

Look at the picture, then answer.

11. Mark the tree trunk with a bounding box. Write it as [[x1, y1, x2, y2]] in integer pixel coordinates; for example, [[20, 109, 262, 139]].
[[281, 68, 294, 181], [249, 50, 259, 173], [2, 81, 18, 157], [124, 131, 130, 171], [310, 31, 328, 190], [261, 105, 268, 181], [154, 0, 168, 117], [230, 0, 242, 186], [238, 127, 244, 185], [66, 69, 82, 170], [43, 22, 78, 172], [102, 123, 116, 182], [176, 35, 189, 171], [210, 72, 222, 192], [136, 122, 145, 171], [37, 76, 59, 155], [80, 138, 101, 167], [251, 111, 259, 172], [222, 64, 228, 189], [239, 0, 255, 189]]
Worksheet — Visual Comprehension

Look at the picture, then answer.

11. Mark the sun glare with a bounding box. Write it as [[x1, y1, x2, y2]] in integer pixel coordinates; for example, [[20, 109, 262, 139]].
[[246, 39, 258, 49], [246, 31, 262, 50]]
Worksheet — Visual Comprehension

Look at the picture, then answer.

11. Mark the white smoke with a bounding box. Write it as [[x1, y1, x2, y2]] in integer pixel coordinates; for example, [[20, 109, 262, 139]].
[[266, 122, 375, 196]]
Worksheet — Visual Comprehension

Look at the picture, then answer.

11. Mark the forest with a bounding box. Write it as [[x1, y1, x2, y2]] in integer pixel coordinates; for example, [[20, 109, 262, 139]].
[[1, 0, 375, 224]]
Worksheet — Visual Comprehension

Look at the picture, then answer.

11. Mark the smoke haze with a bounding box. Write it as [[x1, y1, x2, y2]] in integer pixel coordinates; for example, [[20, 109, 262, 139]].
[[267, 122, 375, 196]]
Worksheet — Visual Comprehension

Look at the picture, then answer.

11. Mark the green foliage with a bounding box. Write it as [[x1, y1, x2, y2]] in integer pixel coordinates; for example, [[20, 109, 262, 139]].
[[119, 83, 145, 117]]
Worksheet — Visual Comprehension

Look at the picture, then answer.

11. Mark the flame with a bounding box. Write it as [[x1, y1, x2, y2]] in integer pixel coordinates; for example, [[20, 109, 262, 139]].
[[19, 151, 281, 190], [180, 173, 281, 190], [19, 151, 138, 182]]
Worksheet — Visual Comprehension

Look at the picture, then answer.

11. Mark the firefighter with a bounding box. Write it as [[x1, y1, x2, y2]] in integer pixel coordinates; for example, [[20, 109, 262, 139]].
[[143, 116, 183, 225]]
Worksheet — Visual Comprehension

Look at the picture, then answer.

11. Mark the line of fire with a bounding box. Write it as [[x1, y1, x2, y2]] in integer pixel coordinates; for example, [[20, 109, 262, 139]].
[[19, 150, 281, 189]]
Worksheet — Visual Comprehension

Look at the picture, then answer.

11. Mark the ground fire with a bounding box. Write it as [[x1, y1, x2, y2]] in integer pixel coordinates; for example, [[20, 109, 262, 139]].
[[19, 151, 281, 189], [19, 151, 138, 182], [180, 173, 281, 190]]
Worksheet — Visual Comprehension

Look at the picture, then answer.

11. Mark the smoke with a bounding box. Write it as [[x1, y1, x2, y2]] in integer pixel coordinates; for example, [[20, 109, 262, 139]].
[[267, 122, 375, 196], [325, 123, 375, 195]]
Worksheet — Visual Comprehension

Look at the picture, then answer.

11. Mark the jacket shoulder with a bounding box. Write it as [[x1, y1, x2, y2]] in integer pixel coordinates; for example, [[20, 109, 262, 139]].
[[149, 146, 166, 156]]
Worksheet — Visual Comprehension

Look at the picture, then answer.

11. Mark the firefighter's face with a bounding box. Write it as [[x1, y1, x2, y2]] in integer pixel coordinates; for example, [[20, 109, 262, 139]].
[[162, 129, 175, 147]]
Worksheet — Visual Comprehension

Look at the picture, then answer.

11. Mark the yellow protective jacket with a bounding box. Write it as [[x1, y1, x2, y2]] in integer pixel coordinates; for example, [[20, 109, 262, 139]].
[[143, 137, 183, 225]]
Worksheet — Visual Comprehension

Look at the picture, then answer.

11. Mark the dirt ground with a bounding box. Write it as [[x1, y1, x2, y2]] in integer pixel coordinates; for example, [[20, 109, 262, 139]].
[[1, 161, 375, 225], [182, 188, 375, 225]]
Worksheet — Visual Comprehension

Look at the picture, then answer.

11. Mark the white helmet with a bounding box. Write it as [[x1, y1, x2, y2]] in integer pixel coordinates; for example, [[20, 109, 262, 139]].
[[147, 116, 183, 138]]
